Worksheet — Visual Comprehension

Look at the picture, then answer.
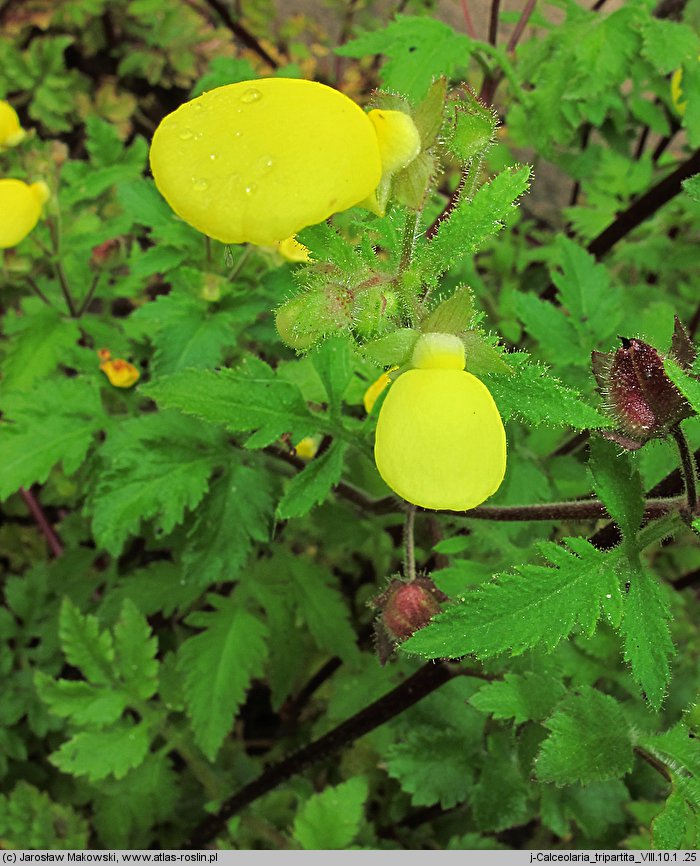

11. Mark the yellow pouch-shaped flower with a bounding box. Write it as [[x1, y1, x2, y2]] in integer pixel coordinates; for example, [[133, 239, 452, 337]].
[[0, 179, 49, 249], [374, 334, 506, 511], [149, 78, 383, 246], [0, 101, 25, 147]]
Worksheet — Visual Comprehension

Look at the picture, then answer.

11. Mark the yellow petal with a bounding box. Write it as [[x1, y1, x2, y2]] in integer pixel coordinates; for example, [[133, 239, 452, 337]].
[[671, 67, 687, 116], [374, 369, 506, 510], [0, 101, 25, 147], [0, 178, 45, 248], [277, 236, 311, 263], [100, 358, 140, 388], [364, 367, 398, 413], [149, 78, 382, 246], [367, 109, 421, 176], [294, 436, 319, 461]]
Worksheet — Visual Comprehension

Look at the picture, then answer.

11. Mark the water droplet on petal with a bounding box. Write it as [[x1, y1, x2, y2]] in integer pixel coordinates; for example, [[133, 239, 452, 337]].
[[233, 129, 243, 138], [192, 177, 209, 191], [209, 153, 218, 160], [241, 87, 262, 103], [179, 128, 193, 141], [256, 154, 274, 173], [245, 183, 257, 195]]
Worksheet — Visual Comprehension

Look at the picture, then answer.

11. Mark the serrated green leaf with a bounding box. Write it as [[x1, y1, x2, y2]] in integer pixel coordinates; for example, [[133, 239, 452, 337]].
[[540, 780, 629, 839], [386, 727, 477, 808], [277, 440, 348, 519], [536, 688, 633, 785], [641, 18, 700, 74], [0, 782, 89, 849], [1, 308, 81, 391], [142, 357, 321, 448], [418, 166, 531, 282], [664, 359, 700, 414], [50, 721, 151, 781], [552, 235, 621, 342], [283, 553, 359, 665], [59, 598, 115, 687], [293, 777, 368, 850], [683, 174, 700, 203], [179, 593, 268, 760], [652, 790, 693, 849], [402, 538, 622, 660], [92, 754, 179, 849], [486, 355, 608, 430], [113, 600, 158, 701], [182, 463, 274, 586], [34, 674, 126, 727], [311, 337, 353, 412], [0, 377, 105, 500], [516, 293, 582, 366], [620, 566, 675, 711], [470, 673, 566, 725], [91, 413, 219, 556], [131, 292, 235, 376], [640, 724, 700, 809], [337, 16, 472, 101], [588, 437, 645, 541], [470, 733, 529, 831]]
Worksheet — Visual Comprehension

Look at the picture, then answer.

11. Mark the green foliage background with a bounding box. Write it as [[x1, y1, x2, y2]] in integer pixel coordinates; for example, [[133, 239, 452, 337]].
[[1, 0, 700, 851]]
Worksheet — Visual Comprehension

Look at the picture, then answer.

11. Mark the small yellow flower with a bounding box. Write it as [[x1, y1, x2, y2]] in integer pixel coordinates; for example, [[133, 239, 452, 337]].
[[0, 101, 25, 148], [294, 436, 320, 461], [98, 350, 140, 388], [0, 179, 49, 249], [277, 236, 311, 263], [374, 333, 506, 511], [149, 78, 420, 246], [363, 367, 398, 413]]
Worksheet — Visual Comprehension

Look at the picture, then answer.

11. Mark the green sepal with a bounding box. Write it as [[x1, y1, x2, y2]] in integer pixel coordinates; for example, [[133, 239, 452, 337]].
[[362, 328, 420, 367]]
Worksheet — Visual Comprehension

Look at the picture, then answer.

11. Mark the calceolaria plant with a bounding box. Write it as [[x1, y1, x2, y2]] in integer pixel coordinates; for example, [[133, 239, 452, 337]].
[[2, 0, 700, 853]]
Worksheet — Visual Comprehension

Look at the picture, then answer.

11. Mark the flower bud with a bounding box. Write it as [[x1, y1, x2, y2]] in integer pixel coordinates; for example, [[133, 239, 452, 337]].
[[275, 286, 352, 351], [352, 285, 399, 339], [0, 100, 25, 148], [592, 323, 696, 449], [370, 576, 448, 665]]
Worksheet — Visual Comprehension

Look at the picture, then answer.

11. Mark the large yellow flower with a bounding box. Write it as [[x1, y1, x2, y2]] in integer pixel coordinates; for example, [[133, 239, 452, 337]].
[[149, 78, 419, 246], [0, 179, 49, 249], [0, 101, 25, 148], [374, 333, 507, 511]]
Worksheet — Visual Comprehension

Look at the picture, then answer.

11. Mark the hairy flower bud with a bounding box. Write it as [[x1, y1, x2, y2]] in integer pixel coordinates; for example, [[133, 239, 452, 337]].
[[275, 286, 352, 351], [592, 320, 697, 449], [370, 576, 448, 664], [352, 285, 399, 339]]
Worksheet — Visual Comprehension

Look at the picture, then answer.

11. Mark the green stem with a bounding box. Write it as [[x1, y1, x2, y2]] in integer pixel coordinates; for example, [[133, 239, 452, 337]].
[[228, 244, 252, 283], [24, 275, 53, 307], [672, 425, 698, 514], [399, 209, 419, 274], [77, 271, 100, 317], [46, 216, 78, 317]]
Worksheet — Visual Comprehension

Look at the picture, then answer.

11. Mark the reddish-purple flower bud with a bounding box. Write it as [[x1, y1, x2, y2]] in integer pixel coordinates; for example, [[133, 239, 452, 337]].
[[370, 577, 448, 664], [592, 317, 697, 449]]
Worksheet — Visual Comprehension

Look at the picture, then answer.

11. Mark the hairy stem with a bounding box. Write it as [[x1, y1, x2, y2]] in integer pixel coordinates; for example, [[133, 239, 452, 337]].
[[184, 662, 464, 847], [672, 425, 698, 514], [19, 487, 63, 557], [403, 504, 417, 581]]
